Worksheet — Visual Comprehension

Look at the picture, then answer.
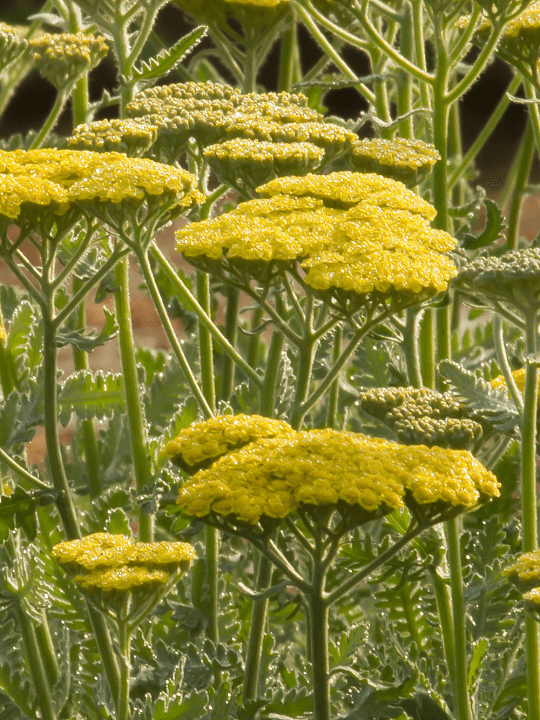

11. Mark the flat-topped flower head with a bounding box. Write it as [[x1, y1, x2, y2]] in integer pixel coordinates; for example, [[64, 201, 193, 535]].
[[177, 427, 498, 527], [162, 413, 295, 473], [257, 171, 437, 218], [68, 119, 157, 156], [455, 249, 540, 312], [523, 587, 540, 619], [52, 532, 196, 610], [0, 149, 203, 230], [347, 137, 440, 186], [505, 550, 540, 592], [0, 23, 27, 70], [174, 0, 289, 26], [204, 139, 324, 190], [30, 32, 107, 87], [126, 81, 241, 117]]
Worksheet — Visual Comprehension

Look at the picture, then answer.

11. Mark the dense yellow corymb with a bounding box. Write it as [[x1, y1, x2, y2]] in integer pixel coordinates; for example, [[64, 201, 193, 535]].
[[176, 427, 499, 524]]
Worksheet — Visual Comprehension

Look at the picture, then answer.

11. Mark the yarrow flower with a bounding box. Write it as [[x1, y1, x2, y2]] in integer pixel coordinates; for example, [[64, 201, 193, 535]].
[[68, 119, 158, 156], [347, 137, 440, 186], [52, 532, 196, 594], [175, 425, 499, 526], [30, 32, 108, 87], [0, 148, 203, 225], [176, 171, 457, 299], [505, 550, 540, 593], [162, 413, 295, 473], [0, 23, 27, 70]]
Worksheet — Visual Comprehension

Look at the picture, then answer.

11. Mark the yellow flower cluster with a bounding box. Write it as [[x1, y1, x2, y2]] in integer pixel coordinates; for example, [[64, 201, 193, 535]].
[[176, 171, 457, 296], [177, 425, 499, 525], [457, 2, 540, 37], [203, 139, 324, 189], [173, 0, 288, 25], [124, 81, 354, 163], [52, 532, 196, 592], [491, 367, 527, 394], [30, 32, 108, 87], [505, 549, 540, 592], [0, 148, 203, 220], [68, 119, 158, 155], [348, 137, 440, 186], [162, 413, 295, 472]]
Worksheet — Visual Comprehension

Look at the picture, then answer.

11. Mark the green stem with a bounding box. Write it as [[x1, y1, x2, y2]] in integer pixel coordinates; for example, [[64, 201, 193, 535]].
[[326, 326, 342, 428], [396, 3, 413, 139], [308, 573, 330, 720], [404, 308, 422, 387], [525, 81, 540, 157], [248, 306, 265, 371], [221, 286, 240, 402], [493, 315, 524, 413], [427, 564, 458, 693], [196, 271, 216, 415], [16, 605, 57, 720], [29, 86, 73, 149], [35, 610, 60, 687], [445, 517, 472, 720], [260, 330, 284, 417], [242, 554, 273, 701], [117, 620, 132, 720], [522, 310, 539, 552], [150, 246, 262, 388], [0, 447, 50, 490], [278, 13, 300, 92], [506, 120, 535, 251], [136, 251, 213, 418], [113, 259, 153, 542], [72, 277, 102, 498], [206, 524, 220, 646], [291, 294, 315, 430]]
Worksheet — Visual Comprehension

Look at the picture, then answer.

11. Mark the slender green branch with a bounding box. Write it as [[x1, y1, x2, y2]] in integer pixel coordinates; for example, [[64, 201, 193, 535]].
[[113, 258, 154, 542], [445, 517, 472, 720], [446, 27, 506, 105], [150, 246, 263, 388], [325, 523, 424, 606], [326, 325, 342, 428], [221, 286, 240, 402], [29, 86, 74, 150], [505, 120, 535, 251], [448, 4, 481, 69], [493, 315, 524, 413], [16, 605, 57, 720], [0, 447, 51, 490], [136, 250, 213, 418], [242, 555, 273, 701]]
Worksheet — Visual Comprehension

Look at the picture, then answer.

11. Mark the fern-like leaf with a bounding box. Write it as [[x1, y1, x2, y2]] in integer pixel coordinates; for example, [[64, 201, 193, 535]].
[[58, 370, 125, 427], [132, 26, 207, 82]]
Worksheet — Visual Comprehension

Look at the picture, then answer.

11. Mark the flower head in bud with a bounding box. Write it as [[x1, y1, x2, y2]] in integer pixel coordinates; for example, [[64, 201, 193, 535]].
[[347, 137, 440, 186], [30, 32, 107, 87], [0, 23, 27, 70], [358, 386, 483, 450], [455, 249, 540, 312], [68, 119, 157, 156], [162, 413, 295, 473]]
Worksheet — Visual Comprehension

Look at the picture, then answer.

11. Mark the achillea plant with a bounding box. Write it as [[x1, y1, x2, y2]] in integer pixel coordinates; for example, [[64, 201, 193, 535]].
[[1, 2, 540, 720]]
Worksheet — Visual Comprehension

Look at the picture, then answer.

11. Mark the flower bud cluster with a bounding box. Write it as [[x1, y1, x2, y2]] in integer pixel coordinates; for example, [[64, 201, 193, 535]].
[[68, 119, 158, 156], [176, 171, 457, 297], [173, 419, 499, 526], [455, 249, 540, 312], [505, 549, 540, 618], [123, 81, 355, 164], [52, 532, 196, 593], [347, 137, 440, 186], [0, 23, 26, 70], [358, 386, 483, 450], [30, 32, 107, 87]]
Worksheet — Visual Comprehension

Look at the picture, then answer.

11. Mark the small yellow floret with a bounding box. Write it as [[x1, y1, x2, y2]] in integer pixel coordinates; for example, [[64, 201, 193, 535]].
[[74, 567, 170, 591]]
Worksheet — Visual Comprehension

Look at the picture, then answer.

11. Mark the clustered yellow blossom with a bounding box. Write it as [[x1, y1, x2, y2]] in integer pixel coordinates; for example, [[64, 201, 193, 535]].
[[52, 532, 196, 592], [30, 32, 108, 87], [0, 148, 203, 221], [491, 367, 527, 394], [162, 413, 295, 472], [457, 1, 540, 37], [505, 550, 540, 592], [173, 0, 288, 26], [68, 119, 158, 155], [175, 423, 499, 526], [347, 137, 440, 186], [204, 139, 324, 190], [123, 81, 355, 164], [176, 171, 457, 296]]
